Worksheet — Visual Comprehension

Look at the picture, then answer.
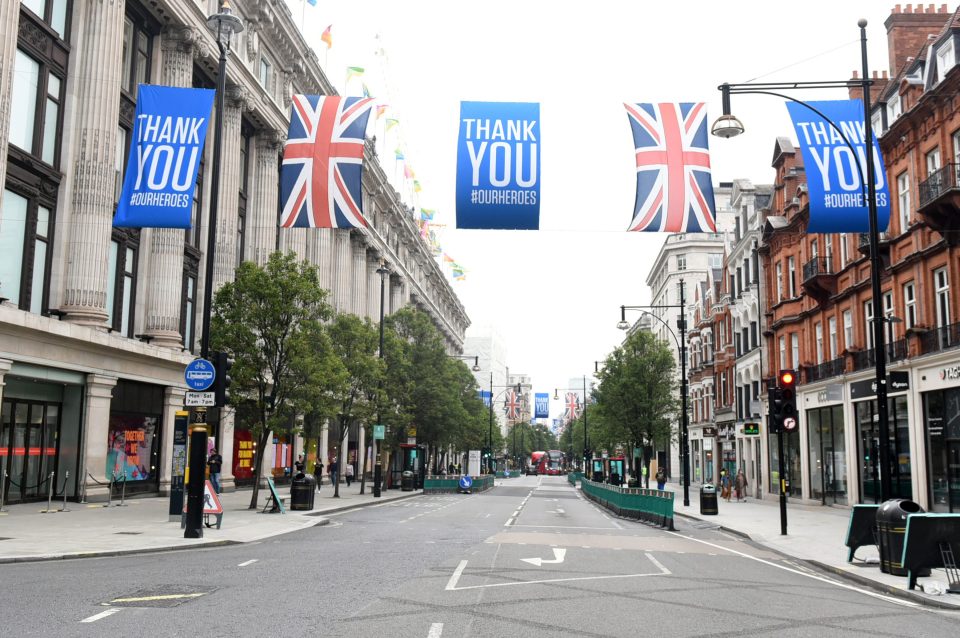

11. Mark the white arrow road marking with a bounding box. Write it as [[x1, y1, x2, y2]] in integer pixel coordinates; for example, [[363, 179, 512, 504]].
[[521, 547, 566, 566], [81, 608, 121, 623], [427, 623, 444, 638]]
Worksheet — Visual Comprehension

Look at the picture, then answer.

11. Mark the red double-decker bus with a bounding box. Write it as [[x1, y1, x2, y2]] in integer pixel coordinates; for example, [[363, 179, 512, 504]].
[[542, 450, 564, 475], [528, 451, 545, 475]]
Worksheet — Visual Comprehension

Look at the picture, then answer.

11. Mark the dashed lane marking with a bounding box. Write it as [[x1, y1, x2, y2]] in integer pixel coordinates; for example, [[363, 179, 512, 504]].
[[80, 608, 121, 623], [237, 559, 258, 567], [427, 622, 444, 638]]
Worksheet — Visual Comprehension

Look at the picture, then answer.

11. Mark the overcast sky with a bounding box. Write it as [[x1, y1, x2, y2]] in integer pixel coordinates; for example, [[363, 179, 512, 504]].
[[284, 0, 895, 405]]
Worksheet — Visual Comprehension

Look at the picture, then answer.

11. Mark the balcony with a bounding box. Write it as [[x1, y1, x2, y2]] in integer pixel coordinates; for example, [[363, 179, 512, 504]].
[[920, 322, 960, 355], [851, 340, 908, 371], [801, 256, 835, 301], [918, 163, 960, 239], [803, 357, 844, 383], [857, 231, 891, 258]]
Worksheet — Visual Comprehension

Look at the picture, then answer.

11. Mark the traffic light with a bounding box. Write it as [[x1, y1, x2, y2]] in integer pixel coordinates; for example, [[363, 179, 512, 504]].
[[768, 386, 783, 434], [778, 369, 797, 431], [212, 351, 234, 407]]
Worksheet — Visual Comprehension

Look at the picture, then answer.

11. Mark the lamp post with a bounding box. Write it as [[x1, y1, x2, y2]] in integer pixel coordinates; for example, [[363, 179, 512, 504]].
[[488, 378, 522, 474], [445, 354, 480, 473], [618, 281, 689, 507], [373, 261, 389, 498], [713, 20, 892, 502], [185, 1, 243, 540], [554, 377, 591, 473]]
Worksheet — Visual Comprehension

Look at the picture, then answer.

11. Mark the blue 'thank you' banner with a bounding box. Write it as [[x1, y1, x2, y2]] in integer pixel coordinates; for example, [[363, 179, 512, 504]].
[[479, 390, 492, 407], [456, 101, 540, 230], [785, 99, 890, 233], [534, 393, 549, 419], [114, 85, 215, 228]]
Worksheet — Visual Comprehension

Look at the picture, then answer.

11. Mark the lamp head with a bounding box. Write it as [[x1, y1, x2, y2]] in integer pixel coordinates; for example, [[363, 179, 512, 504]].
[[711, 114, 745, 139], [206, 1, 244, 47], [471, 356, 481, 372], [553, 389, 559, 400], [616, 320, 630, 331]]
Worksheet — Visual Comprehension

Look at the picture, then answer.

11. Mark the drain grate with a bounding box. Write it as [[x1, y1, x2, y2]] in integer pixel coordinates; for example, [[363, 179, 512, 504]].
[[104, 585, 215, 608], [114, 531, 143, 535]]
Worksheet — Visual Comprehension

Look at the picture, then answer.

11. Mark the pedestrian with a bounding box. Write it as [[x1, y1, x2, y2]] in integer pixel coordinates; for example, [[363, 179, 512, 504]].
[[720, 470, 732, 502], [345, 462, 354, 486], [735, 469, 748, 502], [294, 454, 305, 474], [448, 462, 455, 475], [641, 464, 648, 488], [313, 459, 324, 492], [655, 468, 666, 491], [207, 448, 223, 494], [330, 458, 339, 486]]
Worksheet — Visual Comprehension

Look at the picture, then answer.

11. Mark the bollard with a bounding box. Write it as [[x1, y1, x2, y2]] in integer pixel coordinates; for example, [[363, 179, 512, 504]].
[[0, 469, 7, 513], [119, 474, 127, 507], [59, 471, 70, 512], [42, 471, 55, 513], [104, 474, 114, 508]]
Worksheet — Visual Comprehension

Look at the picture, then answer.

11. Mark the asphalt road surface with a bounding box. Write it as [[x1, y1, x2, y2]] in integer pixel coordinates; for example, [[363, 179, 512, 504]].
[[2, 475, 958, 637]]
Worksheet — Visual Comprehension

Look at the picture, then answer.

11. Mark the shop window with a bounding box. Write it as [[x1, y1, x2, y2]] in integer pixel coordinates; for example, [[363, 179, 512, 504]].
[[923, 389, 960, 512], [808, 405, 847, 505], [856, 395, 912, 503]]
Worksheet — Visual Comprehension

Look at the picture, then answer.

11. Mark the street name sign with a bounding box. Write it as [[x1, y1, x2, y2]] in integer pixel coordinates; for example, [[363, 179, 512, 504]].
[[184, 358, 215, 391]]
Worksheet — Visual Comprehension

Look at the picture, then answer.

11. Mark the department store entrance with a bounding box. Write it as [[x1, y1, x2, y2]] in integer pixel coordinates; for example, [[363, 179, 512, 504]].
[[1, 400, 62, 503]]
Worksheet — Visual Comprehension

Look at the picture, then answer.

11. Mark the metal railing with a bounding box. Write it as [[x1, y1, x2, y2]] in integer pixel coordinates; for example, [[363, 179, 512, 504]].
[[802, 256, 833, 282], [919, 162, 960, 209], [858, 232, 890, 249], [921, 321, 960, 355], [852, 340, 908, 371], [804, 357, 845, 383]]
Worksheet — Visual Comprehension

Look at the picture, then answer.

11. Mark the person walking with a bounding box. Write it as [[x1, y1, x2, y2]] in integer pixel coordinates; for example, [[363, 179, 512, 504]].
[[734, 469, 748, 502], [345, 462, 355, 487], [720, 469, 732, 502], [207, 448, 223, 494], [294, 454, 305, 474], [313, 459, 324, 492], [655, 468, 667, 491]]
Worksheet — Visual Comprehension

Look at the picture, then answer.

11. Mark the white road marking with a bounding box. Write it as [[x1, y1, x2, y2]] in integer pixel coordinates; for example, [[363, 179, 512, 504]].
[[237, 559, 258, 567], [445, 560, 468, 591], [666, 531, 920, 608], [81, 608, 121, 623], [427, 622, 444, 638], [645, 552, 671, 575], [556, 508, 565, 514], [504, 517, 515, 527], [521, 547, 566, 566], [449, 569, 668, 590]]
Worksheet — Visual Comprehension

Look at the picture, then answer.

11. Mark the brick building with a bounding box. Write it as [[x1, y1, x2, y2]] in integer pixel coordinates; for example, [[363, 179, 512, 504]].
[[760, 3, 960, 511]]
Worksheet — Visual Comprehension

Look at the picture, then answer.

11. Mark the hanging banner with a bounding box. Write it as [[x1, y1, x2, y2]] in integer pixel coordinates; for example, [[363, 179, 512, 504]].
[[785, 99, 891, 233], [479, 390, 492, 407], [113, 85, 215, 228], [456, 101, 540, 230], [534, 392, 549, 419]]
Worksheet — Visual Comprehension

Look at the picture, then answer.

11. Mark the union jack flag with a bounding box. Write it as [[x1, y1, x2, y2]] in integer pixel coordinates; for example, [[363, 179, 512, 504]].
[[504, 391, 521, 420], [624, 102, 717, 233], [280, 95, 374, 229], [564, 392, 581, 421]]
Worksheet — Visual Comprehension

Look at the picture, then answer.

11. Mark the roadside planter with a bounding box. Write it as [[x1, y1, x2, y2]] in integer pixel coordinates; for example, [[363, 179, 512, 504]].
[[579, 477, 674, 529]]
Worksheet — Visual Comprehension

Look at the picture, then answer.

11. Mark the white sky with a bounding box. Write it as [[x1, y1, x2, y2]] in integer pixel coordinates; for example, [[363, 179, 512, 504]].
[[284, 0, 896, 405]]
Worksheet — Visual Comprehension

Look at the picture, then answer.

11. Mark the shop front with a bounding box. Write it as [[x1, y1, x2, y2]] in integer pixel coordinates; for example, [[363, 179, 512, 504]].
[[804, 383, 847, 505], [769, 426, 801, 497], [717, 421, 737, 479], [108, 380, 164, 495], [850, 372, 912, 504], [920, 362, 960, 512]]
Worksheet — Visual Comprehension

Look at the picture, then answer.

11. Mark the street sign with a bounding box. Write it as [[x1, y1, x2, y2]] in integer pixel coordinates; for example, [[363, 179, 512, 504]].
[[185, 391, 215, 407], [459, 475, 473, 490], [373, 425, 385, 440], [783, 417, 798, 431], [184, 359, 215, 391]]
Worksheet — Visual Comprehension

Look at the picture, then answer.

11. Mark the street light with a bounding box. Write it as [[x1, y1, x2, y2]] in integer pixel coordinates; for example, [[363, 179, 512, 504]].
[[554, 375, 592, 473], [449, 354, 481, 372], [713, 19, 893, 502], [186, 0, 243, 540], [373, 260, 389, 498], [618, 281, 689, 507], [487, 375, 522, 474]]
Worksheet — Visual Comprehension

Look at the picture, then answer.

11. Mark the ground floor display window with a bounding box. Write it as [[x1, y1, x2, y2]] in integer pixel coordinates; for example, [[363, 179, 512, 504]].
[[807, 405, 847, 505], [692, 439, 701, 482], [108, 381, 163, 494], [855, 395, 911, 503], [923, 389, 960, 512], [233, 428, 256, 486], [768, 429, 801, 497]]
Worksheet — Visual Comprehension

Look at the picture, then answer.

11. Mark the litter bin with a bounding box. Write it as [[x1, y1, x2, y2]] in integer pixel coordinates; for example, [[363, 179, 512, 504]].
[[609, 472, 622, 487], [290, 473, 316, 511], [401, 470, 415, 491], [876, 498, 924, 575], [700, 484, 718, 515]]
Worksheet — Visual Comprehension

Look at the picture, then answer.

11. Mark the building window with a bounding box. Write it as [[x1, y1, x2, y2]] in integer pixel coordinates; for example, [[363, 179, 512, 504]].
[[677, 254, 686, 271], [776, 262, 783, 303], [887, 94, 901, 122], [259, 56, 272, 91], [791, 333, 799, 369], [896, 172, 910, 234], [0, 188, 54, 314], [106, 233, 138, 337], [10, 48, 64, 168], [883, 290, 894, 340], [824, 234, 832, 260], [935, 267, 950, 328], [811, 238, 818, 259], [815, 322, 824, 365], [840, 233, 849, 264], [926, 148, 942, 177], [787, 256, 796, 298], [121, 14, 152, 96], [843, 309, 853, 351], [828, 316, 838, 359], [779, 336, 786, 370], [864, 300, 875, 350], [181, 273, 197, 352], [708, 253, 722, 269], [20, 0, 70, 40], [903, 281, 916, 329], [953, 130, 960, 163], [937, 39, 955, 83]]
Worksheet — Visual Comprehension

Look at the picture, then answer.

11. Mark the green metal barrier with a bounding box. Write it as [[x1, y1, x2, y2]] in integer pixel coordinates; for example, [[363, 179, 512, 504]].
[[567, 471, 582, 485], [579, 477, 674, 529], [423, 475, 496, 494]]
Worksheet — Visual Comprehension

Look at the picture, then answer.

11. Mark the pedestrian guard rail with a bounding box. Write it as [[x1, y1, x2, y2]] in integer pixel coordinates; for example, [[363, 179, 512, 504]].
[[579, 477, 674, 529], [567, 471, 582, 486], [423, 475, 495, 494], [844, 504, 881, 562], [902, 513, 960, 592]]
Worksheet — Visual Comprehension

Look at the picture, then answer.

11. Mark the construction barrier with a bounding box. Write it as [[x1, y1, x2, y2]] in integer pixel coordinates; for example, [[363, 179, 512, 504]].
[[580, 477, 674, 529]]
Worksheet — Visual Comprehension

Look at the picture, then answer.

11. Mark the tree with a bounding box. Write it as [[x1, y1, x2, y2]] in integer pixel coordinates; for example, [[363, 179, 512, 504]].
[[593, 329, 679, 484], [211, 252, 333, 510]]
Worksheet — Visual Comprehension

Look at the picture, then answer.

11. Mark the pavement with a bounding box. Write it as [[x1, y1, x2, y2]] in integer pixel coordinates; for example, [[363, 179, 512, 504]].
[[0, 481, 420, 563], [662, 481, 960, 609]]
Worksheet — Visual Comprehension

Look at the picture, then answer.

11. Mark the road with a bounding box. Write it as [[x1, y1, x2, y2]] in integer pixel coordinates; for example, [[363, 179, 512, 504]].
[[2, 475, 958, 637]]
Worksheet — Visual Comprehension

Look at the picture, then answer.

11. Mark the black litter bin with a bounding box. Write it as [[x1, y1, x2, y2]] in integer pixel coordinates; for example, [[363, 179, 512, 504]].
[[700, 484, 718, 515], [401, 470, 415, 491], [290, 473, 316, 511], [609, 472, 622, 487], [876, 498, 924, 575]]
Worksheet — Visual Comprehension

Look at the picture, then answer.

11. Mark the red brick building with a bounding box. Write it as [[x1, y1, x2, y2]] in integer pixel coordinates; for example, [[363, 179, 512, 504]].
[[760, 3, 960, 511]]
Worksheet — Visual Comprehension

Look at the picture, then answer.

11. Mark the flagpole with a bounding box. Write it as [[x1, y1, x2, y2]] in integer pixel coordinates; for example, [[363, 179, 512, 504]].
[[300, 0, 306, 32]]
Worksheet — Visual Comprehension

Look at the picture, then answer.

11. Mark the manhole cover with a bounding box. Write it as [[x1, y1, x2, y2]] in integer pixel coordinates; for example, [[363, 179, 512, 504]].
[[114, 531, 142, 535], [105, 585, 216, 608]]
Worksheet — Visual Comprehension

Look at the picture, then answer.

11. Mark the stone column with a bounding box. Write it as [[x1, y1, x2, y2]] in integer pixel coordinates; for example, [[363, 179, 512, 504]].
[[157, 386, 187, 496], [0, 3, 20, 202], [210, 87, 245, 291], [331, 231, 352, 314], [351, 234, 369, 317], [280, 228, 307, 259], [218, 409, 236, 492], [143, 28, 200, 348], [366, 253, 381, 320], [0, 358, 13, 404], [357, 425, 366, 478], [61, 1, 126, 325], [390, 275, 406, 314], [315, 230, 334, 294], [80, 374, 118, 501], [248, 131, 283, 266], [319, 420, 329, 484]]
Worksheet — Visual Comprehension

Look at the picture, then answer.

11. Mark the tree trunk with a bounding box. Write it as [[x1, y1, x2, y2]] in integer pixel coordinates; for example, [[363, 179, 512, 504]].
[[359, 436, 369, 495]]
